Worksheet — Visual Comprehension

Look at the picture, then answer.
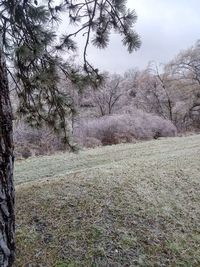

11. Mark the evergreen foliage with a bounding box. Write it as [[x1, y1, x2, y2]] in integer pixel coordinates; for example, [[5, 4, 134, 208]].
[[0, 0, 141, 149]]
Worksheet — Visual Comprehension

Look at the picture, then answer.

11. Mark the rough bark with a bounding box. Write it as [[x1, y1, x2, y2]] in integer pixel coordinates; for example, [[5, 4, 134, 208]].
[[0, 48, 15, 266]]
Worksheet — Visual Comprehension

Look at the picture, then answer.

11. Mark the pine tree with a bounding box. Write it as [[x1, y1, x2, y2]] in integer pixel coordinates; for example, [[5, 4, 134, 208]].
[[0, 0, 140, 265]]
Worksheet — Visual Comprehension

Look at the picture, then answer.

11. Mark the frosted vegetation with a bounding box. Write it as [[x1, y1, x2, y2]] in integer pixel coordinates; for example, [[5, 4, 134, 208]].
[[14, 134, 200, 266], [13, 41, 200, 158]]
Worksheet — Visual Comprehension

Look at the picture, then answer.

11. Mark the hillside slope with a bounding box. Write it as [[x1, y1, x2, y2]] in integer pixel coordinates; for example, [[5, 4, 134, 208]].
[[15, 135, 200, 266]]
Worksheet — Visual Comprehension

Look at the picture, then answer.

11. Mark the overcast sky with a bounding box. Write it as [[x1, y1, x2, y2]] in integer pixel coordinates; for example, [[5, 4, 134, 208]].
[[83, 0, 200, 74]]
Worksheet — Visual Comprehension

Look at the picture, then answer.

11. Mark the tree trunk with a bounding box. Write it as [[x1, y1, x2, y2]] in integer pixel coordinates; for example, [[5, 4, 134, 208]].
[[0, 48, 15, 266]]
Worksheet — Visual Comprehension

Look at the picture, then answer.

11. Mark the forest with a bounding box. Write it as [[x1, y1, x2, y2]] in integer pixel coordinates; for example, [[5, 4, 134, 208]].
[[14, 41, 200, 158]]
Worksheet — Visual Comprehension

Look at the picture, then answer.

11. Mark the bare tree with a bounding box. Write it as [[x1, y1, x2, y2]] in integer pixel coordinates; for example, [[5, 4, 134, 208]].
[[166, 41, 200, 129], [92, 74, 125, 116], [168, 41, 200, 88], [130, 68, 170, 118]]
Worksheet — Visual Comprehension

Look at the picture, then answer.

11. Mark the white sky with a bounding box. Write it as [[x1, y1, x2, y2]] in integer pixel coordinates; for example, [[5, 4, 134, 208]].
[[84, 0, 200, 73]]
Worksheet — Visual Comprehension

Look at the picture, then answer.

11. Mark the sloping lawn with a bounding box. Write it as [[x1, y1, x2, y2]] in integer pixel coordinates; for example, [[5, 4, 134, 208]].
[[14, 135, 200, 266]]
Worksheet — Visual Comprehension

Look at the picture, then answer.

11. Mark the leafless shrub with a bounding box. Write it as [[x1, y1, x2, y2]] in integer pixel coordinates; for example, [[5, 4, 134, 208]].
[[74, 110, 177, 147], [79, 137, 102, 148], [13, 121, 64, 159]]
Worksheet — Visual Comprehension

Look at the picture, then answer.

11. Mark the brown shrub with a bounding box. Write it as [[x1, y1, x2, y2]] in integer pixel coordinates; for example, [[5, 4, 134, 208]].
[[81, 137, 102, 148]]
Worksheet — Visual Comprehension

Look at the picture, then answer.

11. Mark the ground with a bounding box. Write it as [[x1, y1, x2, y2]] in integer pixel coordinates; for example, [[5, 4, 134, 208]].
[[14, 135, 200, 266]]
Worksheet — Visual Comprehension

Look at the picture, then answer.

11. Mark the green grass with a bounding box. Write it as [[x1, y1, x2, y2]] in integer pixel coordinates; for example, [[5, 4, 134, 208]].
[[14, 135, 200, 266]]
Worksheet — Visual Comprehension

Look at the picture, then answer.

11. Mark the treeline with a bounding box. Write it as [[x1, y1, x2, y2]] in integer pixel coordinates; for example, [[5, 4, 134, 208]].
[[14, 41, 200, 157]]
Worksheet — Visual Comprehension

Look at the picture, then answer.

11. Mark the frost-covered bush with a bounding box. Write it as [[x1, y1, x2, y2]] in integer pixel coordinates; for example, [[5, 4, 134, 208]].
[[14, 121, 64, 158], [78, 137, 102, 148], [75, 109, 177, 147]]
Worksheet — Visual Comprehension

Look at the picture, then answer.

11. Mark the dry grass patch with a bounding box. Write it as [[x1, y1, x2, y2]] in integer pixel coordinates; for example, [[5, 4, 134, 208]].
[[14, 135, 200, 266]]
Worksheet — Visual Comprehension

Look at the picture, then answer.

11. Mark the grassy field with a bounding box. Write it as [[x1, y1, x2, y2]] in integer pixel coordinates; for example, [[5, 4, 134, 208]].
[[14, 135, 200, 266]]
